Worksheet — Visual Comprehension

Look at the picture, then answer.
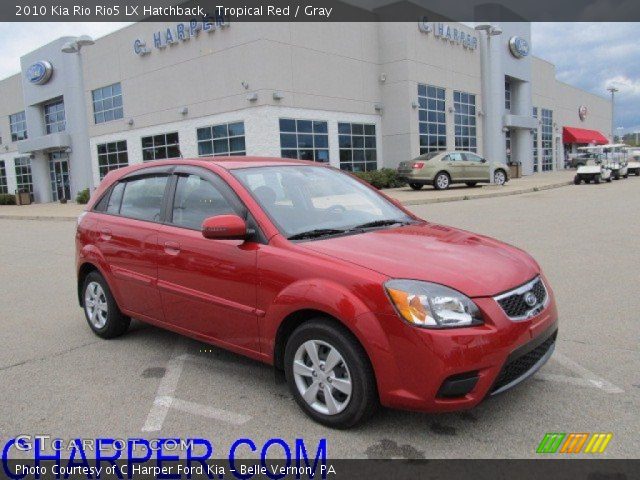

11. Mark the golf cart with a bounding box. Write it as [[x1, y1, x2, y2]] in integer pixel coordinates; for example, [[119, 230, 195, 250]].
[[573, 147, 612, 184], [625, 148, 640, 176], [602, 144, 629, 180]]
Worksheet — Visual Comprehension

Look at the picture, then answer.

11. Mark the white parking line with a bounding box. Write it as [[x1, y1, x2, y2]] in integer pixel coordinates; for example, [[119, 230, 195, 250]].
[[540, 352, 624, 394], [154, 396, 251, 425], [142, 343, 252, 432]]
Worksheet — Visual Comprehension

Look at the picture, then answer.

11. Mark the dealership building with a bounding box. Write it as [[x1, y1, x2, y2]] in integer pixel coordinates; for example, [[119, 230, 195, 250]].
[[0, 21, 612, 202]]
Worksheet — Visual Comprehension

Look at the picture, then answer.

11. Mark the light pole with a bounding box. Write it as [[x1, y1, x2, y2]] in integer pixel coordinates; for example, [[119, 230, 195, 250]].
[[607, 86, 619, 143], [60, 35, 95, 201]]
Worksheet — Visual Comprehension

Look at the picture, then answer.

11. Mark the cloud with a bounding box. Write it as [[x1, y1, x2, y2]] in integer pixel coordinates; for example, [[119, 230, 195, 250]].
[[532, 22, 640, 133], [0, 22, 132, 81]]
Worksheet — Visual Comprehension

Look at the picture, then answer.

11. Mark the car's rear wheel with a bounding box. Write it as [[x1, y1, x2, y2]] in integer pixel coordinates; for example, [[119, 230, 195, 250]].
[[433, 172, 450, 190], [82, 271, 130, 339], [408, 183, 423, 191], [493, 169, 507, 186], [284, 319, 377, 428]]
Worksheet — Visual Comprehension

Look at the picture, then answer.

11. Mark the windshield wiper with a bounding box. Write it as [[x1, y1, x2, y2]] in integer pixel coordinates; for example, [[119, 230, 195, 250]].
[[350, 219, 414, 230], [287, 228, 348, 240]]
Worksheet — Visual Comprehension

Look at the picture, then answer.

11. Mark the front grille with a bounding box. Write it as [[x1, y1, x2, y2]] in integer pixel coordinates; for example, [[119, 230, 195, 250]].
[[491, 330, 556, 393], [496, 277, 547, 320]]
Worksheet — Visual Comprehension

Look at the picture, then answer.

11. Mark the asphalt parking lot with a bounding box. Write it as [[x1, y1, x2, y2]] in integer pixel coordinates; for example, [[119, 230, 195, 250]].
[[1, 179, 638, 459]]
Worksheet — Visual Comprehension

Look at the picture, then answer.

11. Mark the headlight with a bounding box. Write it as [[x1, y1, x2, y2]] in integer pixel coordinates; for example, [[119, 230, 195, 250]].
[[385, 279, 483, 328]]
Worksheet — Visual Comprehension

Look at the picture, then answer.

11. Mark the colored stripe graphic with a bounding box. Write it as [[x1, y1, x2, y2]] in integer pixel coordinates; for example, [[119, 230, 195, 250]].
[[536, 433, 566, 453], [560, 433, 589, 453], [584, 433, 613, 454]]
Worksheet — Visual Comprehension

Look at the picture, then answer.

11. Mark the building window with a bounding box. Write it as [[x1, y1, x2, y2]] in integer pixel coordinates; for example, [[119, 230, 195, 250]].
[[279, 118, 329, 162], [14, 157, 33, 194], [505, 81, 511, 110], [197, 121, 245, 157], [541, 108, 553, 171], [0, 161, 7, 194], [92, 83, 123, 124], [338, 122, 377, 172], [141, 132, 180, 161], [454, 91, 477, 153], [533, 107, 539, 172], [505, 129, 511, 163], [44, 99, 66, 134], [97, 141, 129, 180], [418, 84, 446, 154], [9, 111, 27, 141]]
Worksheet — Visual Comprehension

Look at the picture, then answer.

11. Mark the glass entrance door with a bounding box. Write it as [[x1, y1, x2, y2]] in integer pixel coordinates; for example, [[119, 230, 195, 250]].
[[49, 151, 71, 201]]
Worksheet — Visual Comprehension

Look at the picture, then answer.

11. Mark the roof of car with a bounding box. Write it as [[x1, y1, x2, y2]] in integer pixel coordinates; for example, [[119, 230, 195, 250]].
[[142, 156, 318, 170]]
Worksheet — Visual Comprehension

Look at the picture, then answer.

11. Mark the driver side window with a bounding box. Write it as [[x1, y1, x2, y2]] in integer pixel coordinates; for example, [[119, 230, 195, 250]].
[[171, 175, 235, 230]]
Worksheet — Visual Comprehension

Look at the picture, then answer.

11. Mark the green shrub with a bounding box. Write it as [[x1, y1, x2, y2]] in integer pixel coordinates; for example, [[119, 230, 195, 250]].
[[75, 188, 90, 204], [353, 168, 406, 189], [0, 193, 16, 205]]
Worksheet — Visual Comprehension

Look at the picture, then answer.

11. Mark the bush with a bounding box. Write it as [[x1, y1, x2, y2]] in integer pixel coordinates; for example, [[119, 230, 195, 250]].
[[352, 168, 406, 189], [76, 188, 90, 204], [0, 193, 16, 205]]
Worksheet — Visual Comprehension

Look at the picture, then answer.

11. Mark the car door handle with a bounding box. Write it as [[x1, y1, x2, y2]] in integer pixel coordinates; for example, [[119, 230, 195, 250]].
[[164, 241, 181, 255], [99, 228, 112, 241]]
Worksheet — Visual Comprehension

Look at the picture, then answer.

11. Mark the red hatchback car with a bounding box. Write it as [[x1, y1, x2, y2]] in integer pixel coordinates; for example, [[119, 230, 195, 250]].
[[76, 157, 558, 428]]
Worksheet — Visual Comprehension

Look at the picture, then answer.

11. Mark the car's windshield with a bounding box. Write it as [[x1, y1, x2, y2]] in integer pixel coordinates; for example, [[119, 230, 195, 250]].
[[232, 165, 414, 239]]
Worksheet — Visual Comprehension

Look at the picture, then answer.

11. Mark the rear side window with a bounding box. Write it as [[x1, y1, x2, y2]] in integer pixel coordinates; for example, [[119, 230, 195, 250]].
[[447, 153, 464, 162], [106, 182, 125, 214], [171, 175, 235, 229], [119, 175, 168, 222]]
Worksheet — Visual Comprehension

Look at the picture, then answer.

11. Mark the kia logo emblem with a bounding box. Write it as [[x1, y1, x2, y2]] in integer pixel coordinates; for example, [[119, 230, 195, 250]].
[[524, 292, 537, 307]]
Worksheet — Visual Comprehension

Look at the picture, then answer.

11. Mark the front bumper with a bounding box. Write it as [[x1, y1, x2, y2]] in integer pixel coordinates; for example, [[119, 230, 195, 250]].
[[363, 283, 558, 413]]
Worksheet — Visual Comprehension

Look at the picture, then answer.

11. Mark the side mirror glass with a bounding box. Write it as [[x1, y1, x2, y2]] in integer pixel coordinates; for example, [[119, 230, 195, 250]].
[[481, 158, 487, 163], [202, 215, 246, 240]]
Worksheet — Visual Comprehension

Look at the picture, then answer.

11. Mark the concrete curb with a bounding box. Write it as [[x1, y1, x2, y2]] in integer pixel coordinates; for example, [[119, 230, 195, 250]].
[[0, 180, 573, 221], [397, 180, 573, 206]]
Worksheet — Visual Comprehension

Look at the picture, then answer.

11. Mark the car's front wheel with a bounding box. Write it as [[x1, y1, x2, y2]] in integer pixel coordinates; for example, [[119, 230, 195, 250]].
[[493, 169, 507, 186], [82, 271, 130, 339], [284, 319, 377, 429]]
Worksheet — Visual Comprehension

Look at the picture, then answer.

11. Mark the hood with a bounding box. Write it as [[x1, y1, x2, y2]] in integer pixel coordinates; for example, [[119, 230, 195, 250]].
[[301, 223, 539, 297]]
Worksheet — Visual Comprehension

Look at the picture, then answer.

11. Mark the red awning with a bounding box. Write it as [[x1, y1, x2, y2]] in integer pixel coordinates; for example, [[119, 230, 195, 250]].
[[563, 127, 608, 145]]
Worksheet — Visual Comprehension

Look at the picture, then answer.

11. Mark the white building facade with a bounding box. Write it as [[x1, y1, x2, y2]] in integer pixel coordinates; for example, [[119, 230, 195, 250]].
[[0, 21, 612, 202]]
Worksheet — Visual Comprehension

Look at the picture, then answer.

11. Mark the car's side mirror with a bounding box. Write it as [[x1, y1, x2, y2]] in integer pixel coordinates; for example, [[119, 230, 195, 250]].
[[481, 158, 487, 163], [202, 215, 247, 240]]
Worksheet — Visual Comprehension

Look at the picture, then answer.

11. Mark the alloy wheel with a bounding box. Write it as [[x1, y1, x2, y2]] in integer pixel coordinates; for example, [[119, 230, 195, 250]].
[[436, 174, 449, 189], [494, 170, 506, 185], [84, 281, 108, 329], [292, 340, 352, 416]]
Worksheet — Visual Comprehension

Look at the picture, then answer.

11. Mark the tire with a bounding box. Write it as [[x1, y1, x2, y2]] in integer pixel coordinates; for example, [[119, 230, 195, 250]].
[[623, 173, 629, 179], [465, 182, 477, 187], [433, 172, 450, 190], [493, 169, 507, 186], [573, 175, 581, 185], [606, 176, 613, 183], [613, 171, 620, 180], [82, 271, 130, 339], [284, 319, 378, 429], [408, 183, 423, 191], [594, 175, 601, 184]]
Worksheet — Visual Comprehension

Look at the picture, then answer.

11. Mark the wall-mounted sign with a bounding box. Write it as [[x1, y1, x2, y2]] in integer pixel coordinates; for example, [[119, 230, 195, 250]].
[[418, 20, 478, 50], [134, 17, 229, 56], [578, 105, 588, 121], [26, 61, 53, 85], [508, 36, 530, 58]]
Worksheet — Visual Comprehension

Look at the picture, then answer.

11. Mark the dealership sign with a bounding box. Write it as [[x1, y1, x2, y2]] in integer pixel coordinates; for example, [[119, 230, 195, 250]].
[[579, 105, 588, 121], [509, 36, 530, 58], [26, 61, 53, 85], [134, 17, 229, 56], [418, 20, 478, 50]]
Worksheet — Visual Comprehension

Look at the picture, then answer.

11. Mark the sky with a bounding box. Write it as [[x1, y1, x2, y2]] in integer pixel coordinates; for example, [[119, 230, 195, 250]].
[[0, 22, 638, 133]]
